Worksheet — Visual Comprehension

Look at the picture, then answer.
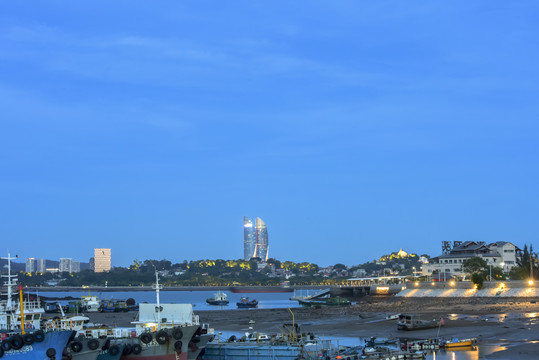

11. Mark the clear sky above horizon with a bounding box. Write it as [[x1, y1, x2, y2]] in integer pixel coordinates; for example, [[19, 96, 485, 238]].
[[1, 1, 538, 268]]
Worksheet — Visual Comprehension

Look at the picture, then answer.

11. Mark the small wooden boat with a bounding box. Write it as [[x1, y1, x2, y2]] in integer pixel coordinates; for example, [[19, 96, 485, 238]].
[[206, 291, 229, 305], [397, 314, 441, 331], [236, 297, 258, 308]]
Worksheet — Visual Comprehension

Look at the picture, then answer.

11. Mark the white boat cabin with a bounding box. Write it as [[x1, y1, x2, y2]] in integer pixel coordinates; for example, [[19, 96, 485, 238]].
[[132, 303, 199, 332]]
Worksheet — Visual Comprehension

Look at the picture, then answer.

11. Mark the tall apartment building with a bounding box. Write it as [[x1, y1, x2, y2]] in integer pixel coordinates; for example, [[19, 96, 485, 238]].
[[94, 248, 111, 273], [70, 260, 81, 273], [59, 258, 71, 272], [36, 259, 47, 273], [26, 258, 36, 273]]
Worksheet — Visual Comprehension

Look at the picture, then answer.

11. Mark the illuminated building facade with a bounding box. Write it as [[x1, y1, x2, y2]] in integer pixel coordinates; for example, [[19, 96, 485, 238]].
[[243, 217, 256, 260], [243, 216, 269, 261], [94, 248, 111, 273]]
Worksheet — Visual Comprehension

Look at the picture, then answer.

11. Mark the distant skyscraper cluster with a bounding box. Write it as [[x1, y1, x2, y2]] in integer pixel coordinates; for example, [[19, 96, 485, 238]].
[[25, 257, 80, 273], [24, 248, 111, 274], [243, 216, 269, 261]]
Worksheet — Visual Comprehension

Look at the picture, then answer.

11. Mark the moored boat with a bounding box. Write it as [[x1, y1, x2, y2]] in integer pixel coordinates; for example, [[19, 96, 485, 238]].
[[64, 336, 111, 360], [442, 338, 477, 349], [236, 297, 258, 308], [298, 296, 350, 308], [81, 295, 102, 312], [0, 329, 76, 360], [204, 324, 337, 360], [397, 314, 442, 331], [206, 292, 229, 306]]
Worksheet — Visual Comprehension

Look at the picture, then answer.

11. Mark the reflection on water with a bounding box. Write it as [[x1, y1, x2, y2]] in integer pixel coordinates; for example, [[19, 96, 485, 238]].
[[427, 343, 510, 360]]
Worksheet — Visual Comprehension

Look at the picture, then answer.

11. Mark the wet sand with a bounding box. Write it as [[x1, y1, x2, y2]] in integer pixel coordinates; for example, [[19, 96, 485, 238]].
[[82, 297, 539, 359]]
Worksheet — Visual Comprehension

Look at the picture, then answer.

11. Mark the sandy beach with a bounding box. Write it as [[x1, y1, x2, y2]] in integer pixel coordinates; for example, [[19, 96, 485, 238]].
[[82, 297, 539, 359]]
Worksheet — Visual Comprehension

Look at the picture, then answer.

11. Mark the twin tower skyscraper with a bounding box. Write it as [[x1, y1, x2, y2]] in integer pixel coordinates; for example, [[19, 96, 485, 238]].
[[243, 216, 269, 261]]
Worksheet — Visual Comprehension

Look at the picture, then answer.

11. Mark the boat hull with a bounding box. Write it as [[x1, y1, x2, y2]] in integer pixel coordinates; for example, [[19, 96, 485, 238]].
[[444, 340, 474, 349], [0, 330, 74, 360], [206, 300, 229, 306], [204, 343, 302, 360], [68, 337, 111, 360], [120, 324, 200, 360]]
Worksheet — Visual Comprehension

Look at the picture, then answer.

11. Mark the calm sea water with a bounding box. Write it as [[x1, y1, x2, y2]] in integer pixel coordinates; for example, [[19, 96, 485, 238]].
[[34, 290, 302, 310]]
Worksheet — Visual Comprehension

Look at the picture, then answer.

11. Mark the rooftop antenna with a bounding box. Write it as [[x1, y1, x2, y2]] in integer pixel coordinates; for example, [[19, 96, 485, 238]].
[[1, 253, 18, 309]]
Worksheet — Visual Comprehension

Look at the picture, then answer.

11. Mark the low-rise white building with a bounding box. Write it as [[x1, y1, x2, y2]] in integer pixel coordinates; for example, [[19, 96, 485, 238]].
[[422, 241, 521, 279]]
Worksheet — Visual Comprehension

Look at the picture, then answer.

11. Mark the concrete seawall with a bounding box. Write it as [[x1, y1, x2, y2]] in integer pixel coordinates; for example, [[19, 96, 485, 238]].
[[397, 280, 539, 297]]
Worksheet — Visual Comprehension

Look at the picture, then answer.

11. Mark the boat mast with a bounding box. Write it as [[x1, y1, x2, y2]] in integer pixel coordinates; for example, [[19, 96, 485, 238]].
[[0, 253, 18, 310], [153, 270, 163, 330]]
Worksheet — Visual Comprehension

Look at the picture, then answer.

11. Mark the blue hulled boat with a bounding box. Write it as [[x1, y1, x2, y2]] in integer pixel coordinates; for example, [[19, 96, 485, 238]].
[[236, 297, 258, 308], [0, 330, 75, 359]]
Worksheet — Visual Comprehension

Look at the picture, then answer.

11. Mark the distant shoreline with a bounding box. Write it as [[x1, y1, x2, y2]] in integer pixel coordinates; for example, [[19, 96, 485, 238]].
[[24, 285, 327, 292]]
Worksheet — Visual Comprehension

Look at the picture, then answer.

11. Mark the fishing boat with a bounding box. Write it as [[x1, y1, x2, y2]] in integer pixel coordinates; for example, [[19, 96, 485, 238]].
[[397, 314, 442, 331], [0, 253, 75, 359], [108, 272, 203, 360], [0, 329, 76, 360], [81, 295, 102, 312], [64, 336, 112, 360], [206, 291, 229, 306], [236, 297, 258, 308], [298, 296, 350, 308], [204, 324, 337, 360], [385, 313, 400, 320]]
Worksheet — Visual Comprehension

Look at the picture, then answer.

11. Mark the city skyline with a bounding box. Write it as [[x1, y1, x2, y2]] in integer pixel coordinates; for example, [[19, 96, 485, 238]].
[[1, 2, 538, 267]]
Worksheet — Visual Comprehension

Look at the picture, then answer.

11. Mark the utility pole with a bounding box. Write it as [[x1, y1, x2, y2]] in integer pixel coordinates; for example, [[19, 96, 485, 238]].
[[531, 253, 534, 279]]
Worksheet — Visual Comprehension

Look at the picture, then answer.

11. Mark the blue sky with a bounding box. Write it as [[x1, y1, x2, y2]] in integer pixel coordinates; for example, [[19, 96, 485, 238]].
[[1, 1, 538, 267]]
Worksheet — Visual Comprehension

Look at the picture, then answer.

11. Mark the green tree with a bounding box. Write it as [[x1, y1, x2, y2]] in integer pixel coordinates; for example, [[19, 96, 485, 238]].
[[462, 257, 488, 275], [471, 272, 484, 289]]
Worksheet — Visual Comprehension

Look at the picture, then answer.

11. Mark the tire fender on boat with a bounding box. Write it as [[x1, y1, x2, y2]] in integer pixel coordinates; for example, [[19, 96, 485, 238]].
[[70, 341, 83, 353], [108, 345, 120, 356], [156, 330, 170, 344], [87, 339, 100, 350], [0, 340, 11, 352], [140, 332, 153, 344], [132, 344, 142, 355], [33, 330, 45, 343], [174, 340, 183, 353], [10, 335, 24, 350], [22, 333, 34, 345], [46, 347, 56, 358], [172, 328, 183, 340]]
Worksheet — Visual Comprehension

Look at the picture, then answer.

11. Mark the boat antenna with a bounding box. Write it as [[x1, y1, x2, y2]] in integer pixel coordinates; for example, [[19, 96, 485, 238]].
[[0, 253, 18, 310], [153, 270, 163, 330]]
